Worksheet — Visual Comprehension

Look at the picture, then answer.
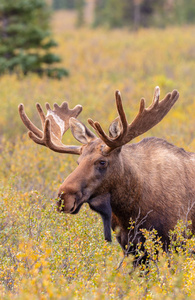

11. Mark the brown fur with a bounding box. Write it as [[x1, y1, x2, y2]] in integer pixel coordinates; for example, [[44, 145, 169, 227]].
[[18, 89, 194, 253], [58, 137, 195, 251]]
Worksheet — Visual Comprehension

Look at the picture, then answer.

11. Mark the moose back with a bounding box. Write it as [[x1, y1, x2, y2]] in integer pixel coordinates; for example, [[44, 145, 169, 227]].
[[19, 87, 195, 253]]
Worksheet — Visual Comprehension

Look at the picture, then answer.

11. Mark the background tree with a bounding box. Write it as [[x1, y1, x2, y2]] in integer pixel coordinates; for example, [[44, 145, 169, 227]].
[[92, 0, 195, 29], [76, 0, 85, 27], [93, 0, 105, 27], [52, 0, 76, 10], [93, 0, 155, 28], [0, 0, 69, 79]]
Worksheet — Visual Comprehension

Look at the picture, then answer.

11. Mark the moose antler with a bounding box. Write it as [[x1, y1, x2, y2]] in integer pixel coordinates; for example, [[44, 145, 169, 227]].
[[18, 102, 83, 154], [88, 87, 179, 154]]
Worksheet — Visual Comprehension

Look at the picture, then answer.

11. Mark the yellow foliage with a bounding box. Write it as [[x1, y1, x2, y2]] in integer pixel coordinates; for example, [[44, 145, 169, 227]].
[[0, 11, 195, 300]]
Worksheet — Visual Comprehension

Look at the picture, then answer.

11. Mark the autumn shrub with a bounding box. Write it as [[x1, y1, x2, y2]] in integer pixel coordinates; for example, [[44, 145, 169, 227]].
[[0, 11, 195, 300], [0, 185, 194, 299]]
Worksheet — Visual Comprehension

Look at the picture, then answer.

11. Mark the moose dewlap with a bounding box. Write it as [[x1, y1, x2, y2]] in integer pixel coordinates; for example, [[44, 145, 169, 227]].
[[19, 86, 195, 256]]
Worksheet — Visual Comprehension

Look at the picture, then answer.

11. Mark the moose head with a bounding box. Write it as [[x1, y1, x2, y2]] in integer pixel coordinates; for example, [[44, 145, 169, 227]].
[[19, 87, 195, 253]]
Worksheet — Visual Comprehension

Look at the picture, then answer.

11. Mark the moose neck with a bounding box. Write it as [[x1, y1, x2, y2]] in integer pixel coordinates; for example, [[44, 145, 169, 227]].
[[109, 144, 143, 228]]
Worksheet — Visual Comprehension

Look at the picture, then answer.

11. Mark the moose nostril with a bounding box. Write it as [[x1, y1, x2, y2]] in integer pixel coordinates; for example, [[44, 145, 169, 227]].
[[70, 206, 75, 213]]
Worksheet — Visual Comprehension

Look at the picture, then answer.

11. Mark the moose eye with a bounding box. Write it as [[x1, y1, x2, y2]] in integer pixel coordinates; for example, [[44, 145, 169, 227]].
[[97, 160, 108, 170]]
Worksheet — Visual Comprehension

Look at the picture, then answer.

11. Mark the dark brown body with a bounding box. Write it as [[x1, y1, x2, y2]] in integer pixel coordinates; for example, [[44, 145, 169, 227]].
[[58, 137, 195, 251], [19, 87, 195, 254], [112, 138, 195, 250]]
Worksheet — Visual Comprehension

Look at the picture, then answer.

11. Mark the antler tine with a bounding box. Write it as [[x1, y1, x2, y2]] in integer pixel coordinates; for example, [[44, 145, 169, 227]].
[[36, 103, 46, 128], [150, 85, 160, 108], [88, 87, 179, 154], [123, 87, 179, 146], [115, 90, 128, 134], [88, 90, 128, 149], [123, 87, 179, 144], [46, 101, 82, 137], [28, 119, 81, 154], [19, 101, 83, 155], [18, 103, 43, 138], [88, 119, 114, 147], [44, 119, 81, 154], [28, 130, 45, 146]]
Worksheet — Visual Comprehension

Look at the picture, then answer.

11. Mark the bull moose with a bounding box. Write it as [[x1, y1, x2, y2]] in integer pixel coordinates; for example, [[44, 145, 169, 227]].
[[19, 86, 195, 254]]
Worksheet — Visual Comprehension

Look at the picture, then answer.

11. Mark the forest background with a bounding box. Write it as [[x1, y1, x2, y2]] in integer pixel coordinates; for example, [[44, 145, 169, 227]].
[[0, 0, 195, 299]]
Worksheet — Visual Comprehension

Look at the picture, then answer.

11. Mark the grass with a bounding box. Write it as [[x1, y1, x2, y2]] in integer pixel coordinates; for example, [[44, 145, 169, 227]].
[[0, 11, 195, 299]]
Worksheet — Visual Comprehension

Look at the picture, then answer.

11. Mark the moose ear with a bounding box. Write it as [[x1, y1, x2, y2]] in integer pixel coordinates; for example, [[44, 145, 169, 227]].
[[69, 117, 96, 144], [108, 116, 122, 138]]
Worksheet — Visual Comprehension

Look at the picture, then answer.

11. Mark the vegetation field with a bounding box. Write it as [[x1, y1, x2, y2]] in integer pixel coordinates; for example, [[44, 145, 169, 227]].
[[0, 11, 195, 300]]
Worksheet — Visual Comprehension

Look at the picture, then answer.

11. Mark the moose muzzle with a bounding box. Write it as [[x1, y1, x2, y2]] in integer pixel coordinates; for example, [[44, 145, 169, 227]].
[[57, 186, 84, 214]]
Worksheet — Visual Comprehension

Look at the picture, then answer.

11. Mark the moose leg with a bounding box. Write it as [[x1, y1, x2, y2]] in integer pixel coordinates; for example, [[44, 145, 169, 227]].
[[111, 213, 129, 251], [88, 194, 112, 242]]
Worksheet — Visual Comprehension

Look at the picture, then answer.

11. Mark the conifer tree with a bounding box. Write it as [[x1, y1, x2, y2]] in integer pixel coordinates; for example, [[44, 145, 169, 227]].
[[76, 0, 85, 27], [0, 0, 68, 79]]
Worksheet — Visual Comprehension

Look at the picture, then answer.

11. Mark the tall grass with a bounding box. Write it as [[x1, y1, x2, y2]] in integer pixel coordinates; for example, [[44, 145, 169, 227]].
[[0, 11, 195, 299]]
